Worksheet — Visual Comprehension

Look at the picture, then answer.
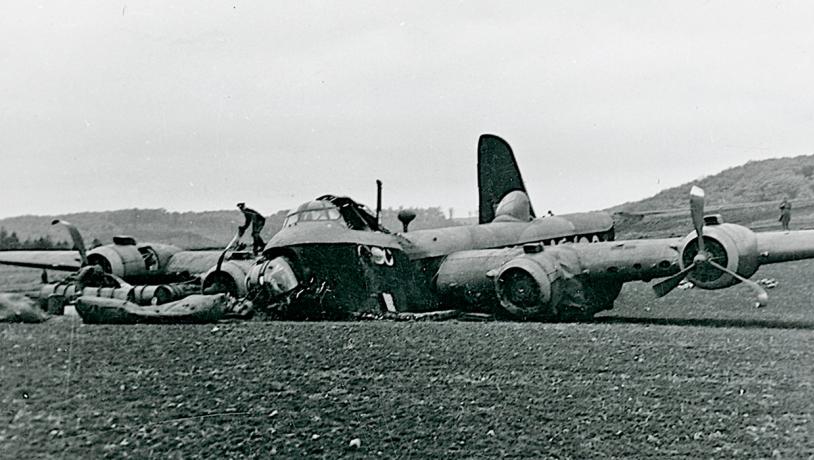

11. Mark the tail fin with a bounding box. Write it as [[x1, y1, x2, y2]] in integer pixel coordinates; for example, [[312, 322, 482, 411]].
[[477, 134, 535, 224]]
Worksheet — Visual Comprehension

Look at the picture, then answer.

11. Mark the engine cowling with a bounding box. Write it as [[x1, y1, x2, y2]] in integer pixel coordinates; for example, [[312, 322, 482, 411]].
[[494, 251, 563, 320], [434, 248, 521, 309], [678, 223, 759, 290], [201, 260, 253, 297], [86, 246, 135, 278], [86, 242, 181, 279], [244, 256, 300, 298]]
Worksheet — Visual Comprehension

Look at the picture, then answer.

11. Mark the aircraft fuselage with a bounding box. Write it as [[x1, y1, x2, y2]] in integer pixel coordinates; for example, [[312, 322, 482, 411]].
[[247, 204, 616, 318]]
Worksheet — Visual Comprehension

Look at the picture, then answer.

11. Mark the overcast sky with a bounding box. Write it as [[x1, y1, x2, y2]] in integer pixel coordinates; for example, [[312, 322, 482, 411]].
[[2, 1, 814, 219]]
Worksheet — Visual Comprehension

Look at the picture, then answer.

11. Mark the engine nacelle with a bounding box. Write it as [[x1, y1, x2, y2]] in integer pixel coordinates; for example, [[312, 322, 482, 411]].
[[434, 248, 521, 308], [86, 242, 181, 279], [494, 251, 563, 320], [678, 223, 759, 290], [201, 260, 252, 297], [244, 256, 300, 298]]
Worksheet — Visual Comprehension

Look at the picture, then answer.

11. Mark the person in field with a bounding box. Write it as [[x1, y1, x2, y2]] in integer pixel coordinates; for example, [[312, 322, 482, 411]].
[[237, 202, 266, 255], [779, 199, 792, 231]]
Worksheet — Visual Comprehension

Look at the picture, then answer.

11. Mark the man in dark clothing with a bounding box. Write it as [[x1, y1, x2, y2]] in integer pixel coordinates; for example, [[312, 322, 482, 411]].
[[779, 199, 792, 231], [237, 202, 266, 255]]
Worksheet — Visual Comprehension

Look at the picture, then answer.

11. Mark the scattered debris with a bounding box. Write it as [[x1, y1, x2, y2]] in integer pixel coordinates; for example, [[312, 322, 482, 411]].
[[677, 279, 694, 290], [756, 278, 778, 289], [0, 293, 49, 323], [394, 310, 460, 321], [458, 312, 495, 322], [224, 298, 255, 319]]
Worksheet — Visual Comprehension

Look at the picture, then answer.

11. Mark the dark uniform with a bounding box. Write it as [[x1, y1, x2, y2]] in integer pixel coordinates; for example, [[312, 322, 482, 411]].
[[779, 200, 792, 231], [238, 203, 266, 255]]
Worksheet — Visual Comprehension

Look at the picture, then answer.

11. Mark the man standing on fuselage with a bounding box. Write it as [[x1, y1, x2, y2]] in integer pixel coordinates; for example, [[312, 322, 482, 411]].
[[237, 202, 266, 255]]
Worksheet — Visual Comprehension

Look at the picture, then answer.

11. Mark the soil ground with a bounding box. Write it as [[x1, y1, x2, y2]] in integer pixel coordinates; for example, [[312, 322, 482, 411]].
[[2, 259, 814, 458]]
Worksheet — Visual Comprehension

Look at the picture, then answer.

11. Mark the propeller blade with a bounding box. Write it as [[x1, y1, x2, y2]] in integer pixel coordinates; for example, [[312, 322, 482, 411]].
[[52, 219, 88, 267], [653, 263, 696, 298], [708, 260, 768, 308], [690, 186, 705, 253], [216, 230, 242, 273]]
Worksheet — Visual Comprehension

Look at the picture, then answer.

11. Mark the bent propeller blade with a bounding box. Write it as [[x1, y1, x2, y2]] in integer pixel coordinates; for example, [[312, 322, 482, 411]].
[[52, 219, 88, 267], [708, 260, 768, 308], [216, 230, 242, 273]]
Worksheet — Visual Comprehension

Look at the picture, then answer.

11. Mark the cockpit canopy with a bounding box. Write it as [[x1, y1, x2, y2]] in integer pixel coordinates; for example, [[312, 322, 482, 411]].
[[283, 195, 387, 232], [283, 200, 342, 227]]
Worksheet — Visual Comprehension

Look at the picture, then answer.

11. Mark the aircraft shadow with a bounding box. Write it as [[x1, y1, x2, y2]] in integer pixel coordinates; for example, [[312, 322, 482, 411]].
[[591, 316, 814, 331]]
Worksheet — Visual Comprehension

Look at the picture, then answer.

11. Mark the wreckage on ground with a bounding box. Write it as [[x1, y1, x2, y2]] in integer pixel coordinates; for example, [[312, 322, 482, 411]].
[[222, 134, 814, 321], [6, 134, 814, 323], [0, 221, 256, 301], [0, 221, 256, 323], [75, 294, 229, 324]]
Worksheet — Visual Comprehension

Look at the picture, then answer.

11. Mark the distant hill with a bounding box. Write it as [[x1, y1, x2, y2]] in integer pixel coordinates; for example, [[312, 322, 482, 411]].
[[0, 207, 459, 250], [6, 155, 814, 247], [612, 154, 814, 212], [611, 154, 814, 238]]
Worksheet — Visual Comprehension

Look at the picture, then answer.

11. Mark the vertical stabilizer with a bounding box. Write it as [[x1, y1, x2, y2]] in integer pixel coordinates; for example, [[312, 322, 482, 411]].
[[477, 134, 535, 224]]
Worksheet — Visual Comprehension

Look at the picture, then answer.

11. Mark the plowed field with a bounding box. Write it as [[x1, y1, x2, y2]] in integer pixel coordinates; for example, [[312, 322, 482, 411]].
[[2, 260, 814, 458]]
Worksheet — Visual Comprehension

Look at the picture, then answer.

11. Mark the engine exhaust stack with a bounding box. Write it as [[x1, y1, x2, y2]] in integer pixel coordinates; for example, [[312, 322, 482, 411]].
[[375, 179, 383, 226]]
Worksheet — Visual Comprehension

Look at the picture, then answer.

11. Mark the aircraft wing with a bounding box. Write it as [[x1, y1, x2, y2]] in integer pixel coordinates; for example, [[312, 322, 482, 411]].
[[434, 237, 683, 320], [435, 221, 814, 321], [164, 250, 232, 276], [0, 251, 82, 271], [756, 230, 814, 264]]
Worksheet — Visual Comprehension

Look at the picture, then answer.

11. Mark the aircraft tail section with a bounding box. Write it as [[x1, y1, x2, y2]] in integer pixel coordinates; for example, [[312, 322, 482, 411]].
[[477, 134, 535, 224]]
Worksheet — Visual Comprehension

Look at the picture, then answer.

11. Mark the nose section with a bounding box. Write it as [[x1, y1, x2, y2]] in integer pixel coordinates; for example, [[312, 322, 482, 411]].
[[246, 243, 397, 319], [246, 256, 299, 297]]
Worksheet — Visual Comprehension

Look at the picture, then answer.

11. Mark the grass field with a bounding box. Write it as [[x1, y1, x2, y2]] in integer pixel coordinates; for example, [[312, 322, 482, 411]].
[[2, 261, 814, 458]]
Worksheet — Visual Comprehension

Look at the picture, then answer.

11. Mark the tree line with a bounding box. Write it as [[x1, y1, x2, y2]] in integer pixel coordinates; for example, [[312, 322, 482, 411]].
[[0, 206, 460, 250], [0, 227, 70, 250]]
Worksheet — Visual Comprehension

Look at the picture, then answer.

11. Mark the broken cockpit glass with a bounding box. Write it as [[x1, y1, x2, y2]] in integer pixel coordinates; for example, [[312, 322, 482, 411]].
[[282, 196, 387, 232], [283, 201, 342, 227]]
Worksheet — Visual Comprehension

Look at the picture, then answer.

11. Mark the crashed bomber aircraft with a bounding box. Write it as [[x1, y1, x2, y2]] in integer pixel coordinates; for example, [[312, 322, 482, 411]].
[[217, 134, 814, 321], [6, 134, 814, 322]]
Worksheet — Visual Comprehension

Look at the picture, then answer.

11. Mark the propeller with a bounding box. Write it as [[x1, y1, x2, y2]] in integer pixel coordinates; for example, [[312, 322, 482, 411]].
[[708, 260, 769, 308], [652, 186, 767, 307], [651, 263, 696, 297], [52, 219, 88, 267], [216, 230, 242, 273], [689, 185, 705, 254]]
